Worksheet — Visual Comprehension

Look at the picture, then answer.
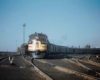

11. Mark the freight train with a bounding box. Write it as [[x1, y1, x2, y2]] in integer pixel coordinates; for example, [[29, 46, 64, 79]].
[[17, 32, 100, 58]]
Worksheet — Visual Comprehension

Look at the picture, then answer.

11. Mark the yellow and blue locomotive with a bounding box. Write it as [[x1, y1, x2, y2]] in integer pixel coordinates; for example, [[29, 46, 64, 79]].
[[28, 32, 49, 58]]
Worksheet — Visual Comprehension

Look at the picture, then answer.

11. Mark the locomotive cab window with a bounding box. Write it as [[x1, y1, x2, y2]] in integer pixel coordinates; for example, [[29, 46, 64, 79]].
[[40, 38, 47, 43], [28, 41, 32, 44]]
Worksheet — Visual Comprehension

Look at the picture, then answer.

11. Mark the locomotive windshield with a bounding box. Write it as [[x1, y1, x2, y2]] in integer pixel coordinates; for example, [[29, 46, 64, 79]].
[[40, 38, 46, 42], [36, 38, 46, 42]]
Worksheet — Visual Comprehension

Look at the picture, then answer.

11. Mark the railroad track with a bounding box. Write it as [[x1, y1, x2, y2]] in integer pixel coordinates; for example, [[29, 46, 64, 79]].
[[69, 55, 100, 78], [33, 59, 99, 80], [23, 55, 100, 80], [90, 55, 100, 63], [88, 55, 100, 67], [23, 56, 53, 80], [0, 56, 8, 63], [0, 55, 46, 80], [72, 55, 100, 67]]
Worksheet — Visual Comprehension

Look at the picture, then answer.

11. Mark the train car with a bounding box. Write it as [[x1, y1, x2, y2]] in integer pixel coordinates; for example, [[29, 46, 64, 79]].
[[48, 44, 68, 56], [49, 44, 57, 54], [28, 32, 49, 58]]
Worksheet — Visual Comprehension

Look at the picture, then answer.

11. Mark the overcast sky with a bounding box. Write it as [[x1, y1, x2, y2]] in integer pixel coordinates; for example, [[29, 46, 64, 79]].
[[0, 0, 100, 51]]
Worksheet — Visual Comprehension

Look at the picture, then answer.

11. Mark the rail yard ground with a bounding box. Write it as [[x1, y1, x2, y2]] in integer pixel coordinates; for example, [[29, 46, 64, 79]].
[[0, 55, 44, 80], [0, 54, 100, 80]]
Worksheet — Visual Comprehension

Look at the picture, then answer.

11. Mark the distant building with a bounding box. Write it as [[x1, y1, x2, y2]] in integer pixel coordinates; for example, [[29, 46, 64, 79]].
[[85, 44, 91, 48]]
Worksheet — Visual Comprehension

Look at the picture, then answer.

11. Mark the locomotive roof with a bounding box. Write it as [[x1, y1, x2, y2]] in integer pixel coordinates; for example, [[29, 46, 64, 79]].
[[50, 43, 68, 48], [29, 32, 47, 38]]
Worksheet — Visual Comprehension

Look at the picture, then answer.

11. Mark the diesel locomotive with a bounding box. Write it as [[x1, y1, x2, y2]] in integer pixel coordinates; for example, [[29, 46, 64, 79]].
[[28, 32, 49, 58]]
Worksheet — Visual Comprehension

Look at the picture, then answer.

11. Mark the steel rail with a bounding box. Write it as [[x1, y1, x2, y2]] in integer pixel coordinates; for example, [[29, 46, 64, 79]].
[[23, 57, 53, 80], [71, 57, 100, 78], [39, 59, 100, 80]]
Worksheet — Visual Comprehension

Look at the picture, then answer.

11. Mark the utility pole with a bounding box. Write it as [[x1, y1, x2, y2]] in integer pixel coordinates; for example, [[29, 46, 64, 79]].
[[92, 44, 93, 48], [16, 40, 17, 52], [23, 23, 26, 44]]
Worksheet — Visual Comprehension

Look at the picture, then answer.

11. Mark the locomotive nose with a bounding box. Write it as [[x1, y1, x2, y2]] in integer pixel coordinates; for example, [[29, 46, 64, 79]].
[[36, 42, 39, 48], [36, 42, 38, 44]]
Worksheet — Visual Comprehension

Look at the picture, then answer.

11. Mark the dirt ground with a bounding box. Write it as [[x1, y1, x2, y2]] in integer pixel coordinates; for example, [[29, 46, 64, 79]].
[[0, 55, 45, 80]]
